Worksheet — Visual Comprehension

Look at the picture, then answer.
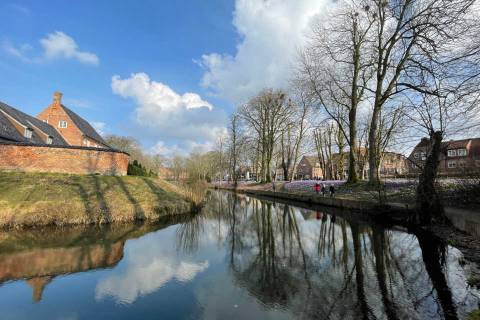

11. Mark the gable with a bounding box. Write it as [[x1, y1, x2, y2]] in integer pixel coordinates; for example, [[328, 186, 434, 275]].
[[61, 105, 108, 146]]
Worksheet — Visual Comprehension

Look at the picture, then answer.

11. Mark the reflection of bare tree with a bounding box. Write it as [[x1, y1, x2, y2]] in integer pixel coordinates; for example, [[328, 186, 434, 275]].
[[232, 201, 300, 306], [351, 224, 372, 320], [204, 191, 477, 319], [416, 231, 458, 320], [372, 226, 399, 320], [176, 214, 205, 254]]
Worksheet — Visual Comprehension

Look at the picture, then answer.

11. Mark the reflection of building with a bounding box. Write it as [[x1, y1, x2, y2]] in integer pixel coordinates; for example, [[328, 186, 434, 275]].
[[0, 220, 188, 303], [0, 241, 125, 302], [408, 137, 480, 174]]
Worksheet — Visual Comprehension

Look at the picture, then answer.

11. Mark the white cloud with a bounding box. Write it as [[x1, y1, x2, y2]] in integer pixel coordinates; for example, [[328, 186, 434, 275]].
[[112, 73, 227, 155], [40, 31, 99, 65], [199, 0, 329, 104], [149, 140, 215, 157], [3, 31, 99, 65]]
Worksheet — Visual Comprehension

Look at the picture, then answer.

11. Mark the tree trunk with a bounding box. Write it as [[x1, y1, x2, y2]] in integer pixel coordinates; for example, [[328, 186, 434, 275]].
[[368, 97, 381, 185], [416, 131, 446, 225], [347, 108, 359, 183]]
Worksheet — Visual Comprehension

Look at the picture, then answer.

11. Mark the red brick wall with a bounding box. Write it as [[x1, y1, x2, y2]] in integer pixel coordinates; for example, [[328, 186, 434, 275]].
[[0, 144, 129, 175]]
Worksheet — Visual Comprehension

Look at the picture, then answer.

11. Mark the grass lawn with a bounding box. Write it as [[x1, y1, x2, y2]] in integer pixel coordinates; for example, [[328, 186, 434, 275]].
[[0, 171, 190, 228]]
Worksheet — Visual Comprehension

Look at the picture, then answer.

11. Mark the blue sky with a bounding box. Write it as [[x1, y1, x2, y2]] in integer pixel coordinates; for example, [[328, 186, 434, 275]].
[[0, 0, 329, 155]]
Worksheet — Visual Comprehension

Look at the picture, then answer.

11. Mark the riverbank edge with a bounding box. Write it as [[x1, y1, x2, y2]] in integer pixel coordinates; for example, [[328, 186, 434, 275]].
[[212, 185, 480, 266], [0, 172, 196, 230], [0, 200, 193, 230], [212, 185, 412, 219]]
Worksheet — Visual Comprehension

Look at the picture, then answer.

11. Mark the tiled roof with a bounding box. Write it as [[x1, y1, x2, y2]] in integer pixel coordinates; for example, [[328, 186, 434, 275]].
[[303, 156, 320, 166], [443, 139, 472, 149], [61, 105, 108, 146], [0, 102, 67, 145], [415, 137, 479, 150]]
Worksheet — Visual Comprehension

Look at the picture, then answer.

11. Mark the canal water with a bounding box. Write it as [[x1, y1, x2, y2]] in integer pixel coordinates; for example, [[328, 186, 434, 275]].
[[0, 190, 479, 319]]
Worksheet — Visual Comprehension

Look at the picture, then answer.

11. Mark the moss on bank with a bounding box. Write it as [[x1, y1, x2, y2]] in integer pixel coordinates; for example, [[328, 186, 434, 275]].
[[0, 171, 191, 228]]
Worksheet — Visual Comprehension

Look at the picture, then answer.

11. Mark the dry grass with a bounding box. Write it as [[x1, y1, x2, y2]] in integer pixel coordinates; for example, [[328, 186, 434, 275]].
[[156, 180, 207, 207], [0, 171, 191, 228]]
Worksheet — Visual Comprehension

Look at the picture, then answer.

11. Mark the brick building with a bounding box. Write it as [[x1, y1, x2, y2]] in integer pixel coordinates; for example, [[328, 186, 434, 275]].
[[408, 137, 480, 174], [37, 92, 109, 148], [0, 93, 128, 175], [295, 156, 324, 180], [332, 149, 408, 179]]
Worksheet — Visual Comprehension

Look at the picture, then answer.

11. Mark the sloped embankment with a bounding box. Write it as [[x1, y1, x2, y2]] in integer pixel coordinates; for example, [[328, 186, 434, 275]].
[[0, 172, 191, 228]]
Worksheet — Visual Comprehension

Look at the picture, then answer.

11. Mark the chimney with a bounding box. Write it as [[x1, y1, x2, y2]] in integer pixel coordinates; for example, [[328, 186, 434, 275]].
[[53, 92, 63, 106]]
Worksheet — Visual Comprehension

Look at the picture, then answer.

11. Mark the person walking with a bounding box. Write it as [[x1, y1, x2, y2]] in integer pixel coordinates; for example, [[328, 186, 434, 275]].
[[272, 181, 276, 192], [329, 184, 335, 198], [314, 182, 320, 194], [321, 184, 326, 197]]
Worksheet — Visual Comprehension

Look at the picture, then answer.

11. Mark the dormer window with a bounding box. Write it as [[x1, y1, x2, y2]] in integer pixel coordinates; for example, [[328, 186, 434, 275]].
[[59, 121, 68, 128], [24, 128, 33, 139], [43, 119, 48, 124], [46, 136, 53, 144], [457, 149, 467, 156], [447, 150, 457, 157]]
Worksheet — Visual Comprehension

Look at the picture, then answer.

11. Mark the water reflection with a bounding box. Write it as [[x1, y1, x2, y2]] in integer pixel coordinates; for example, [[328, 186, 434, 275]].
[[0, 218, 189, 304], [194, 191, 480, 320], [0, 191, 478, 320]]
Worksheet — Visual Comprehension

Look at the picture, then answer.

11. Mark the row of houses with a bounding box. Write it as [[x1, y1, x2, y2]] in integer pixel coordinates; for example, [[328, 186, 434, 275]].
[[276, 138, 480, 181]]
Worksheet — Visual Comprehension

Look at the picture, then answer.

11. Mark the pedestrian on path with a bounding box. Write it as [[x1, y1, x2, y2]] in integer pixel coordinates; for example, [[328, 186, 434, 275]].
[[314, 183, 320, 194], [329, 184, 335, 198], [321, 184, 326, 197]]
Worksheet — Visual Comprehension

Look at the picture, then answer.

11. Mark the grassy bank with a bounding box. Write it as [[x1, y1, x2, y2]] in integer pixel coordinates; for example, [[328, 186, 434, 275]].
[[0, 171, 191, 228]]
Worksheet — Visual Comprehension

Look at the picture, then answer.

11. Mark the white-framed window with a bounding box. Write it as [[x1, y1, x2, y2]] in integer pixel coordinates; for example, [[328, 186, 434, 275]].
[[420, 152, 426, 160], [58, 121, 68, 128], [43, 119, 48, 124], [83, 138, 88, 145], [457, 149, 467, 156], [24, 128, 33, 138], [447, 149, 457, 157], [46, 136, 53, 144], [414, 152, 419, 159], [448, 161, 457, 168]]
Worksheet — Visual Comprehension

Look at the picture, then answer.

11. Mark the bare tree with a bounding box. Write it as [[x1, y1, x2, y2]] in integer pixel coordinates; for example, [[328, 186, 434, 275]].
[[365, 0, 477, 184], [299, 0, 374, 183], [405, 67, 480, 223], [228, 113, 242, 187], [238, 89, 289, 182], [279, 92, 313, 181]]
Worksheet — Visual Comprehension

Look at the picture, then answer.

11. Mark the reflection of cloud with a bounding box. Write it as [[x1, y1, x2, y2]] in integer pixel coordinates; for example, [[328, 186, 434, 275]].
[[95, 256, 208, 304]]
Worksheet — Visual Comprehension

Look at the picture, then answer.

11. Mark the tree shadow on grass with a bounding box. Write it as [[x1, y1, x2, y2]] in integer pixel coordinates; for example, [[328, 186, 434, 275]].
[[141, 177, 170, 204], [71, 181, 94, 222], [91, 175, 112, 223], [114, 176, 145, 221]]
